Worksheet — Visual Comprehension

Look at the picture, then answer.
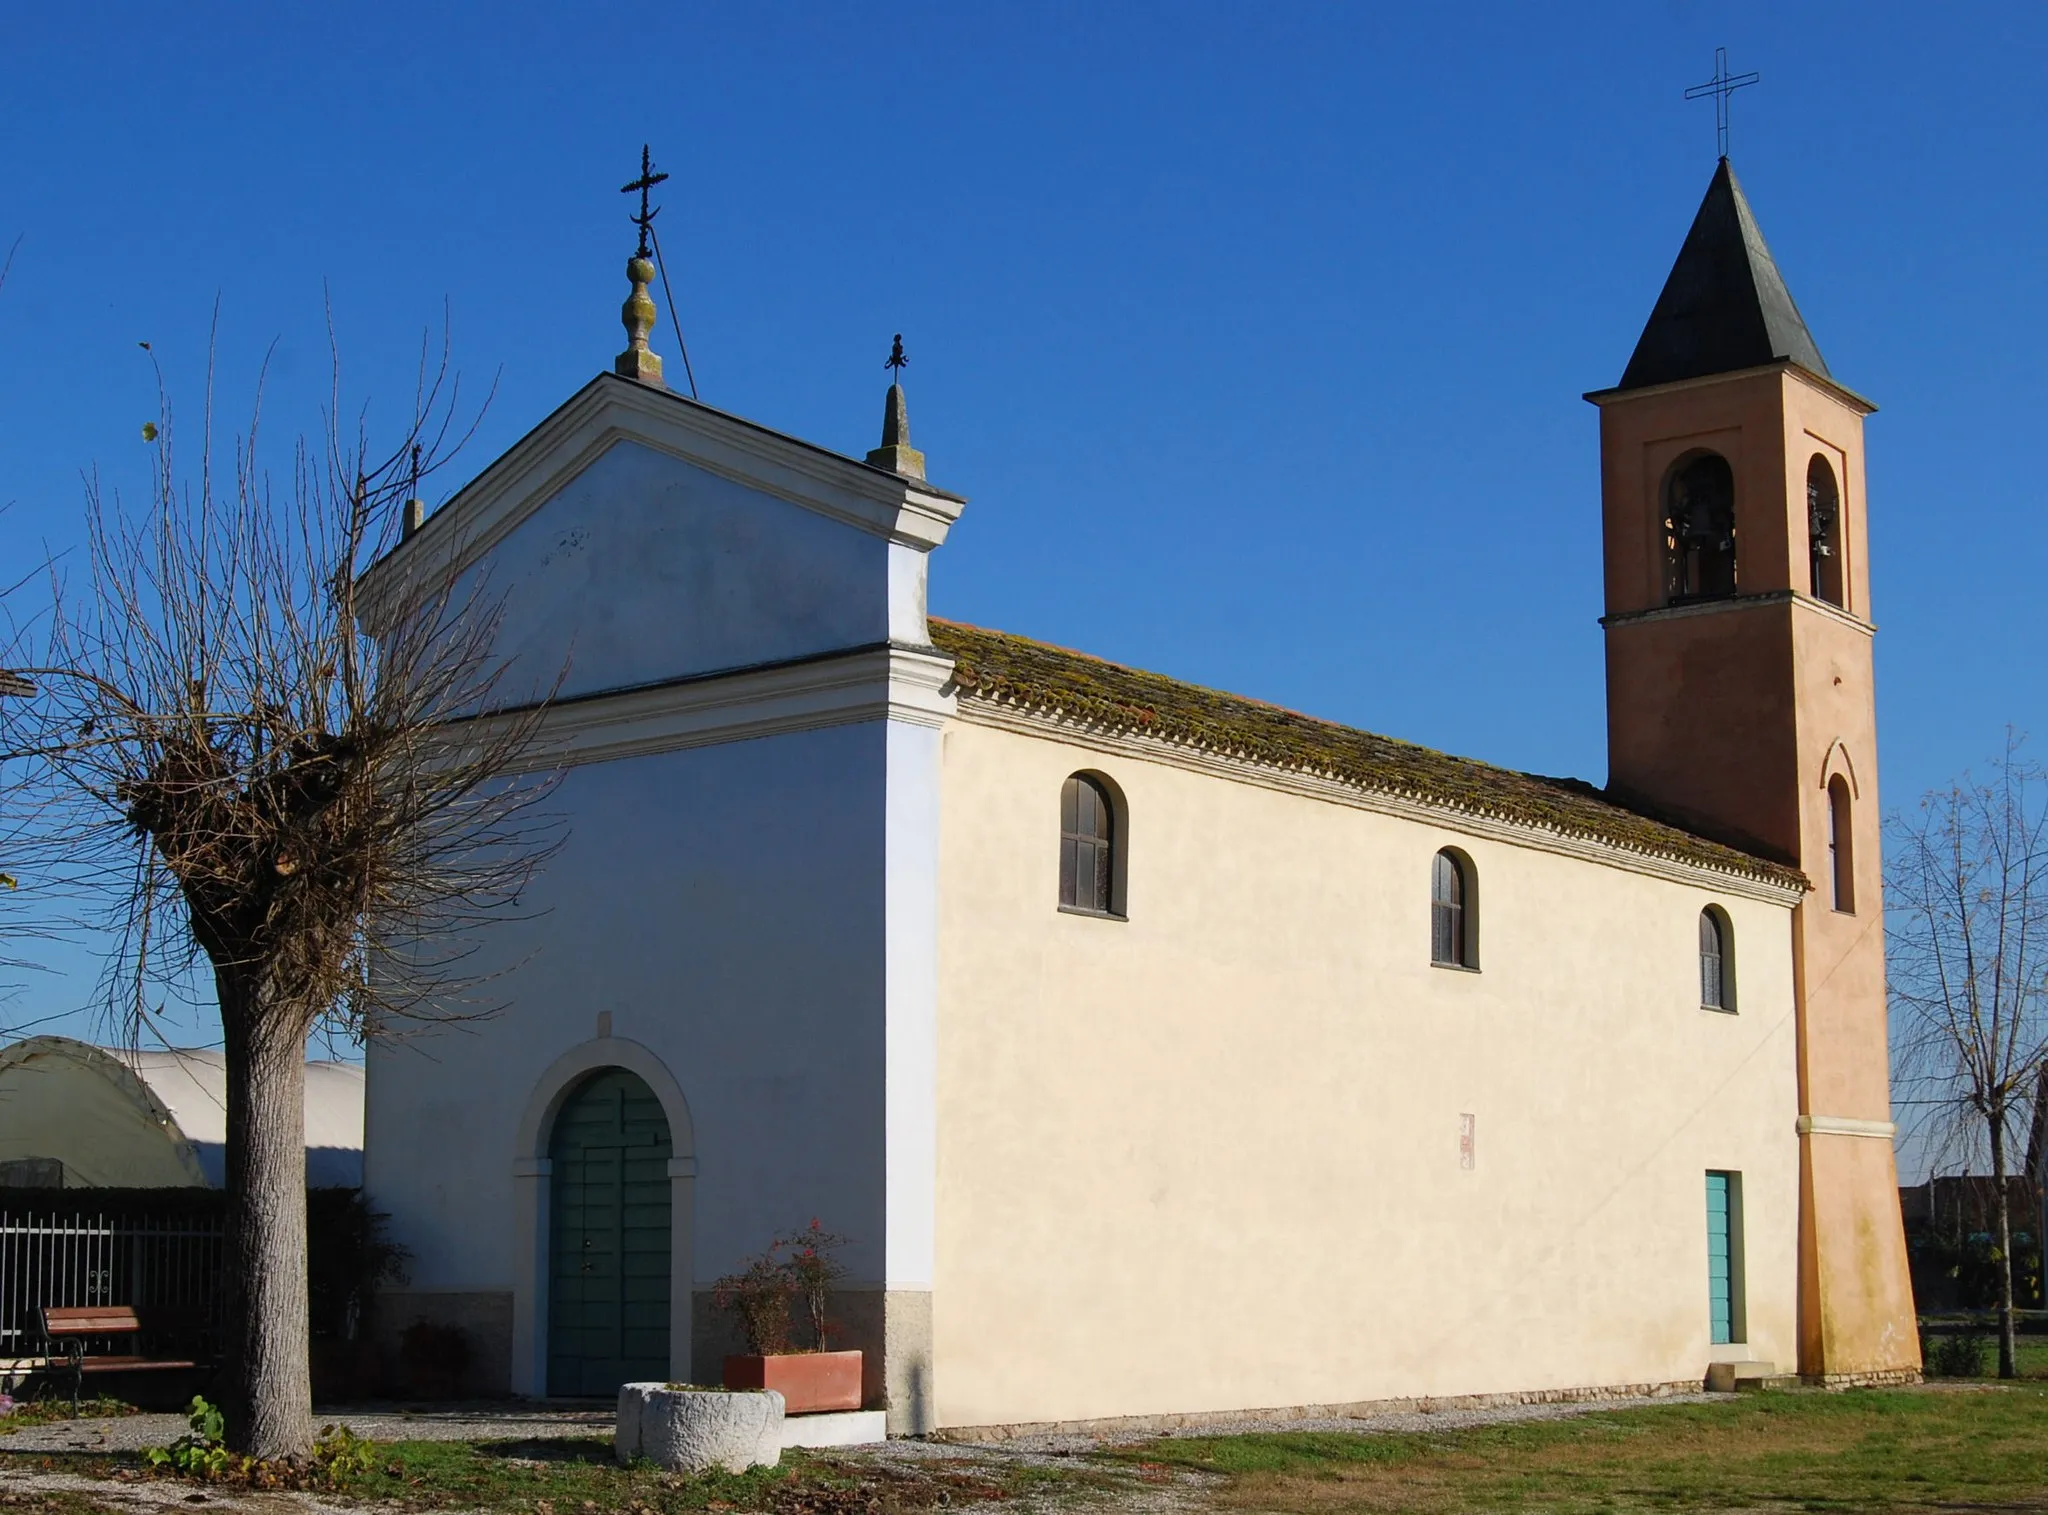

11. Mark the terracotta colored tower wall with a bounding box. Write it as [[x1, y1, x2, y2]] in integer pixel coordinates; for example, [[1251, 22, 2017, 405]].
[[1789, 608, 1890, 1118], [1606, 608, 1801, 861], [1789, 601, 1916, 1380], [1592, 363, 1918, 1384]]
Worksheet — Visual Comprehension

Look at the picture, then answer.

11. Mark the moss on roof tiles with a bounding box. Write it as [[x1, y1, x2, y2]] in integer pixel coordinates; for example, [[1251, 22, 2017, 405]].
[[928, 618, 1806, 892]]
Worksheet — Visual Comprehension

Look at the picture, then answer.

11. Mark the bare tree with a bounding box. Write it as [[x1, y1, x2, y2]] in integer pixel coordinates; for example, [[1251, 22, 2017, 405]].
[[1888, 733, 2048, 1379], [0, 333, 558, 1456]]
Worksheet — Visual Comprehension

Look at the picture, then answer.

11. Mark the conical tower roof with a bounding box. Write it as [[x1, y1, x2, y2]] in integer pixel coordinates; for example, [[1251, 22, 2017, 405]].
[[1618, 159, 1829, 391]]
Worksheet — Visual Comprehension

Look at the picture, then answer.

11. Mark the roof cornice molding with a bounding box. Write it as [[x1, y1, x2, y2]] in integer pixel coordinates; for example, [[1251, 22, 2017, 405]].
[[949, 695, 1807, 906], [471, 642, 956, 773], [1602, 587, 1875, 638], [1584, 360, 1876, 417], [361, 374, 969, 604]]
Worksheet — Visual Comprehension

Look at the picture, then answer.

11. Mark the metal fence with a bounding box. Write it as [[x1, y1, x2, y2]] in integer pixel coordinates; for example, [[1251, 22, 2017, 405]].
[[0, 1201, 224, 1360]]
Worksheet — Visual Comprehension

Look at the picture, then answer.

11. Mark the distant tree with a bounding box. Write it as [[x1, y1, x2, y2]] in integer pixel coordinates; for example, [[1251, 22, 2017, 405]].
[[1888, 733, 2048, 1379], [0, 335, 559, 1456]]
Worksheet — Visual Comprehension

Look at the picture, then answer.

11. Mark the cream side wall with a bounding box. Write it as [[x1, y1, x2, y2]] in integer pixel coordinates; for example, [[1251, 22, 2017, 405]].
[[932, 717, 1801, 1430]]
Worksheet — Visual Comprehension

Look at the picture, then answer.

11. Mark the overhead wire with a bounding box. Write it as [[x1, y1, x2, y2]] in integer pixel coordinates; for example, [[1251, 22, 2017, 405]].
[[646, 220, 700, 401]]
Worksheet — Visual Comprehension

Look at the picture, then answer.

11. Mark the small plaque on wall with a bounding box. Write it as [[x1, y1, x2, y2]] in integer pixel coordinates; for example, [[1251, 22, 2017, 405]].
[[1459, 1113, 1476, 1170]]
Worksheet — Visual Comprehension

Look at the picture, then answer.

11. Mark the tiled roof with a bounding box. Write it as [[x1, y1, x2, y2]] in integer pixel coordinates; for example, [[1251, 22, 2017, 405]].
[[929, 618, 1807, 892]]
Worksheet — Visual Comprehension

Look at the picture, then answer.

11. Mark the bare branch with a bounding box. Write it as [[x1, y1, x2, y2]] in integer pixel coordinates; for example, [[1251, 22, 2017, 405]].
[[0, 319, 562, 1453]]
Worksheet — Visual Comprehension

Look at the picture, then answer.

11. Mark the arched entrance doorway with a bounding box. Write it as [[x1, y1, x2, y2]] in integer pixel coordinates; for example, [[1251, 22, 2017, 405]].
[[547, 1068, 673, 1396]]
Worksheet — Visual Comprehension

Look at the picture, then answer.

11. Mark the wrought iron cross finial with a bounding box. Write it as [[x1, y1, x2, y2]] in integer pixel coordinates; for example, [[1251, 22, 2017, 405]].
[[886, 334, 908, 377], [621, 144, 670, 259], [1684, 47, 1760, 160]]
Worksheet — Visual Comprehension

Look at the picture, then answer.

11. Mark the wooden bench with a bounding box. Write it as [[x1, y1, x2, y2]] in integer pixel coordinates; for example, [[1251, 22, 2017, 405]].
[[37, 1307, 203, 1412]]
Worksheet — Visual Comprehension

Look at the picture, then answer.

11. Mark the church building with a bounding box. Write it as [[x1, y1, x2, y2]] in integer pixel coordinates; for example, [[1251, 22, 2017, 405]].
[[362, 156, 1920, 1433]]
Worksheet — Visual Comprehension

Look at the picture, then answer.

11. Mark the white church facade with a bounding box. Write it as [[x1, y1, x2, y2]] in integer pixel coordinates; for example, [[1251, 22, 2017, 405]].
[[363, 158, 1919, 1432]]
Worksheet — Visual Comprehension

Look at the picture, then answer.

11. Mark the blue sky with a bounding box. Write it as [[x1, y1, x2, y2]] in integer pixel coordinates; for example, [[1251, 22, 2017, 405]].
[[0, 4, 2041, 1055]]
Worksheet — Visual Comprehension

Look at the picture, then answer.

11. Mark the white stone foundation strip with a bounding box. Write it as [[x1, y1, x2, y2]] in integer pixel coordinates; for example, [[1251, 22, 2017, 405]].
[[617, 1383, 785, 1471], [780, 1409, 889, 1450], [931, 1378, 1717, 1442]]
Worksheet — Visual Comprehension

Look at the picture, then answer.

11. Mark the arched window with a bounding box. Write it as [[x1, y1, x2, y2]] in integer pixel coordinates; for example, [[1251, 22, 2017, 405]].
[[1827, 776, 1855, 913], [1699, 907, 1734, 1011], [1059, 772, 1121, 916], [1664, 452, 1738, 604], [1431, 849, 1477, 969], [1807, 455, 1844, 607]]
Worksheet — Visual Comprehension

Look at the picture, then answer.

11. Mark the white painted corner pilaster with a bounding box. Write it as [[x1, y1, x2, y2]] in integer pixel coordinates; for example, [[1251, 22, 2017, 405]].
[[882, 715, 943, 1293]]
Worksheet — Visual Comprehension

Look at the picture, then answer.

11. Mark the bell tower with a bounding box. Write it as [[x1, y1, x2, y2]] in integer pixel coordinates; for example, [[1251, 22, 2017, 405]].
[[1588, 160, 1919, 1383]]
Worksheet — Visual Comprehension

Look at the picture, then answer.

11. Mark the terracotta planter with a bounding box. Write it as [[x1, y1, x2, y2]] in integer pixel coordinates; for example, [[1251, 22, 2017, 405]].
[[723, 1349, 862, 1413]]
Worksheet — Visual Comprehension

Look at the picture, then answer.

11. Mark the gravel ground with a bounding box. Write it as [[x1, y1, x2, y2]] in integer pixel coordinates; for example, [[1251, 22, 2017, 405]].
[[0, 1403, 614, 1454], [1, 1389, 1723, 1459], [0, 1390, 1714, 1458]]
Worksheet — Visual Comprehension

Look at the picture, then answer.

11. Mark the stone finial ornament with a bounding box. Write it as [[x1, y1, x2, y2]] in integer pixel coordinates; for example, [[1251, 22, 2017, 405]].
[[865, 334, 925, 480], [616, 255, 666, 388]]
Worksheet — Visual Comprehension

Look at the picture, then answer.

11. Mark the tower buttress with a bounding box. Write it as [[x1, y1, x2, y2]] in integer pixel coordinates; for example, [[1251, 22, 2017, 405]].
[[1589, 159, 1918, 1384]]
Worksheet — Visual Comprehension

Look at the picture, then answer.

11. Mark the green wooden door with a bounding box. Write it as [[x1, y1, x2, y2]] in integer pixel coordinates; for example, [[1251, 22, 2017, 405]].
[[548, 1069, 673, 1396], [1706, 1171, 1734, 1345]]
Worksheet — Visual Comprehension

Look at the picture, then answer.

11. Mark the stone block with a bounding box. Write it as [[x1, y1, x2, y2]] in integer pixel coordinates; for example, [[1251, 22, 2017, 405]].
[[617, 1383, 784, 1472], [1705, 1360, 1778, 1392], [779, 1409, 888, 1450]]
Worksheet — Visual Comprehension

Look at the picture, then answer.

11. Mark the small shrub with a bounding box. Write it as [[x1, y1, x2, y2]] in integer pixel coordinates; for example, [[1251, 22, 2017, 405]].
[[142, 1396, 380, 1490], [309, 1422, 380, 1484], [397, 1319, 471, 1398], [306, 1187, 409, 1340], [774, 1218, 851, 1351], [142, 1396, 233, 1479], [714, 1219, 856, 1356], [711, 1251, 791, 1356], [1923, 1327, 1989, 1378]]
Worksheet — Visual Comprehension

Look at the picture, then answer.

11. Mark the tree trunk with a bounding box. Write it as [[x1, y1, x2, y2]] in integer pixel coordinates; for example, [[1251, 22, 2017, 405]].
[[1990, 1112, 2018, 1379], [219, 970, 316, 1458]]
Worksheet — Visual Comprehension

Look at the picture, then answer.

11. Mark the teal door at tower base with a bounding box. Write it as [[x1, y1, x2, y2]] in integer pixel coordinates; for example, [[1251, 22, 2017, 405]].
[[548, 1068, 673, 1396], [1707, 1171, 1733, 1345]]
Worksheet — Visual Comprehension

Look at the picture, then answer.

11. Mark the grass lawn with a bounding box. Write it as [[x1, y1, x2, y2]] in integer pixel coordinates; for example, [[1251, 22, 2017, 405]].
[[0, 1434, 1121, 1515], [0, 1399, 140, 1433], [8, 1386, 2048, 1515], [340, 1437, 1110, 1514], [0, 1492, 129, 1515], [1112, 1386, 2048, 1514], [1993, 1337, 2048, 1379], [1923, 1325, 2048, 1380]]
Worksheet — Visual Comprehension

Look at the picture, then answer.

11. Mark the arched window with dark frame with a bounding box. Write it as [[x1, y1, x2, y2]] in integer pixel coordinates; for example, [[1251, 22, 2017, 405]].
[[1700, 907, 1734, 1011], [1828, 776, 1855, 913], [1431, 849, 1476, 968], [1807, 455, 1844, 607], [1059, 772, 1119, 916], [1665, 452, 1738, 604]]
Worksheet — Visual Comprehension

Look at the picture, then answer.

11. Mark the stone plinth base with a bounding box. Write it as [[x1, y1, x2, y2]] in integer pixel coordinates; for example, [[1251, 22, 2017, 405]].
[[617, 1383, 783, 1471], [781, 1410, 888, 1450], [1804, 1367, 1923, 1389], [1705, 1360, 1780, 1392], [932, 1378, 1706, 1442]]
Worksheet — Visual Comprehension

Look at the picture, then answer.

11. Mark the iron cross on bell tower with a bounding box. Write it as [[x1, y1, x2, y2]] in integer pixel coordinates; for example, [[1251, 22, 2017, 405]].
[[1684, 47, 1760, 160]]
